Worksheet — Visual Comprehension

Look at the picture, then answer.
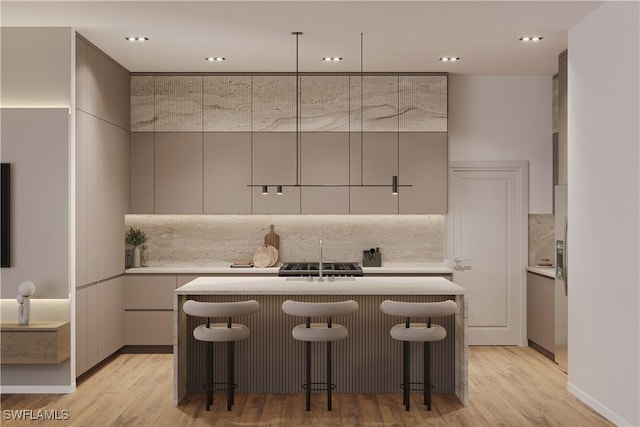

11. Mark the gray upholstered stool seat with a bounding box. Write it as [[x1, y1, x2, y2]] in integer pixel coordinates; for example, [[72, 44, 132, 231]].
[[380, 299, 457, 412], [184, 299, 259, 411], [282, 300, 359, 411]]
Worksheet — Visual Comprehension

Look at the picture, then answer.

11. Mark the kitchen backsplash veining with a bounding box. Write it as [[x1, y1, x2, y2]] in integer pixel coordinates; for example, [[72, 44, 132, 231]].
[[528, 214, 555, 266], [125, 215, 445, 265]]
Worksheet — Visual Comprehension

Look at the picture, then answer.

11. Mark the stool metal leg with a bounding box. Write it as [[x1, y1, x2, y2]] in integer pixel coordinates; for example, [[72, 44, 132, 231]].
[[230, 341, 236, 406], [327, 341, 332, 411], [206, 342, 213, 411], [227, 341, 233, 411], [424, 341, 432, 410], [305, 341, 311, 411], [403, 340, 410, 411]]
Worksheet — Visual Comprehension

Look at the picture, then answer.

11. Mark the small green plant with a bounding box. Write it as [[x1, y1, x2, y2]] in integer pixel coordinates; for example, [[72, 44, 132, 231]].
[[125, 226, 148, 247]]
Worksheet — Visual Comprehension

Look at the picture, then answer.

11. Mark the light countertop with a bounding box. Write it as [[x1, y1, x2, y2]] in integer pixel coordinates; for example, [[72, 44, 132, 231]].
[[526, 266, 556, 279], [174, 275, 465, 295], [126, 262, 452, 275]]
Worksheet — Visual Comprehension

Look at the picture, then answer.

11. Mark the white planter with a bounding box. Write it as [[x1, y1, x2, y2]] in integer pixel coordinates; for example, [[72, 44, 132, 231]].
[[133, 247, 141, 268]]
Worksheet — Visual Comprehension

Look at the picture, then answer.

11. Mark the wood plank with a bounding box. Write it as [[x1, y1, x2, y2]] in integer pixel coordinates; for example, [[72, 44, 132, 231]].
[[0, 321, 70, 364], [0, 347, 613, 426]]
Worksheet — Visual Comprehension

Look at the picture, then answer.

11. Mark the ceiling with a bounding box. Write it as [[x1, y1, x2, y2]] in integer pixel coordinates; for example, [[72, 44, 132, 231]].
[[2, 1, 603, 75]]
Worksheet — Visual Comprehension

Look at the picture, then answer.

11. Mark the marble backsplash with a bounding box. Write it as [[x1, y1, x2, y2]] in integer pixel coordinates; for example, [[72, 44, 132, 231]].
[[125, 214, 445, 265], [529, 214, 555, 266]]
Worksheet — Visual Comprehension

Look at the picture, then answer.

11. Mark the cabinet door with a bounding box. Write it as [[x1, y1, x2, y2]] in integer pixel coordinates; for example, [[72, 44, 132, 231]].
[[527, 272, 555, 354], [399, 132, 448, 214], [155, 133, 203, 213], [124, 312, 173, 346], [75, 287, 88, 376], [130, 133, 155, 213], [76, 285, 99, 376], [124, 275, 176, 310], [300, 132, 349, 213], [98, 54, 130, 130], [251, 132, 300, 213], [98, 277, 124, 361], [350, 132, 398, 214], [97, 120, 129, 279], [204, 133, 251, 213]]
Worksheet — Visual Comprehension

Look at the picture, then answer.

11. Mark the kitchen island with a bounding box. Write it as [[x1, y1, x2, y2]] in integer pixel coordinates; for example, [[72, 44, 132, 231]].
[[174, 276, 467, 406]]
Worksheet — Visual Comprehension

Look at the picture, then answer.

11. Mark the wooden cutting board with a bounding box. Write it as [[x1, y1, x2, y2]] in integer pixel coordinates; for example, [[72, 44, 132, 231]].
[[253, 245, 271, 268], [264, 225, 280, 265], [264, 224, 280, 249]]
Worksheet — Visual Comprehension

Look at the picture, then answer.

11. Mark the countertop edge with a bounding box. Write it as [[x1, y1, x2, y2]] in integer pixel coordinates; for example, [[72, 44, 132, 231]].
[[526, 266, 555, 279], [126, 265, 452, 274]]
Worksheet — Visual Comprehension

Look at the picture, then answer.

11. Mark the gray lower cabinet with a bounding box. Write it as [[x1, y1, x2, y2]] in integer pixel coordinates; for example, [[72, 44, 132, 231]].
[[527, 272, 555, 357], [204, 133, 251, 214], [76, 285, 98, 377], [124, 275, 176, 346], [399, 132, 448, 214], [300, 132, 350, 213], [76, 277, 124, 377], [155, 132, 203, 214]]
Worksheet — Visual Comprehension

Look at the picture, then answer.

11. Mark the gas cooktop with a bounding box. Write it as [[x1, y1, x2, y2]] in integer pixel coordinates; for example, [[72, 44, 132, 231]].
[[278, 262, 363, 277]]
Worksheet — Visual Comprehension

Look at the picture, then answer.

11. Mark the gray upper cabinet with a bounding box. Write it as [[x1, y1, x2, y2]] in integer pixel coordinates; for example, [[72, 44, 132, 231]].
[[155, 133, 203, 213], [399, 133, 448, 214], [204, 133, 252, 214], [350, 132, 399, 214], [300, 132, 349, 213], [251, 132, 300, 213], [130, 132, 154, 214], [129, 73, 448, 214], [77, 37, 129, 130]]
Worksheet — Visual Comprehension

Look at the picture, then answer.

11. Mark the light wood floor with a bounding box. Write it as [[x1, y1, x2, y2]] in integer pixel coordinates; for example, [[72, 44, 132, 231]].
[[1, 346, 612, 426]]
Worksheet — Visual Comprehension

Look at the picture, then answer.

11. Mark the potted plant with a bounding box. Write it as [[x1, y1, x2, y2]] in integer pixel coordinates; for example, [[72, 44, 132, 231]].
[[125, 226, 147, 268]]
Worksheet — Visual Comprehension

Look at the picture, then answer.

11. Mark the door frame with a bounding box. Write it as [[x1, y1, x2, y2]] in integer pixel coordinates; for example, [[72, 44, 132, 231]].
[[448, 161, 529, 346]]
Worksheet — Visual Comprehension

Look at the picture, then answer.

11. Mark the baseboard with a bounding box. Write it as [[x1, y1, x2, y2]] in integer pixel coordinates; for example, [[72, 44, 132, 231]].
[[567, 381, 634, 426], [527, 339, 555, 361], [0, 385, 75, 394], [119, 345, 172, 354]]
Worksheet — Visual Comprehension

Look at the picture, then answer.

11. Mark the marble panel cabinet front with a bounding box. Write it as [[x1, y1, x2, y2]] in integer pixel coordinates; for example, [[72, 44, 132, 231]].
[[129, 73, 447, 214]]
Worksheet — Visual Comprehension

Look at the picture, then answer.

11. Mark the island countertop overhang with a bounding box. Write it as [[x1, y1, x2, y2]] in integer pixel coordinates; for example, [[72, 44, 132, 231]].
[[174, 276, 465, 295]]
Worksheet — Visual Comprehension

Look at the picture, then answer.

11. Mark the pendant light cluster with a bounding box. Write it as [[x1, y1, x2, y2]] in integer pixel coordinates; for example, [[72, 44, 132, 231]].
[[253, 31, 409, 196]]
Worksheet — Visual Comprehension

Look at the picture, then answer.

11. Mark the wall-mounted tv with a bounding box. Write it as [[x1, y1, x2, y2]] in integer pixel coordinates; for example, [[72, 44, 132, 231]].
[[1, 163, 10, 267]]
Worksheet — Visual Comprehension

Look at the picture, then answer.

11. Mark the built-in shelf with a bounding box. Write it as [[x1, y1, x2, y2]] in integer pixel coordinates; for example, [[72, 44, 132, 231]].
[[0, 321, 71, 364]]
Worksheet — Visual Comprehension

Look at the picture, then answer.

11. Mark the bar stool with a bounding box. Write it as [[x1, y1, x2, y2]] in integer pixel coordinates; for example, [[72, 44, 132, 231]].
[[281, 299, 359, 411], [380, 299, 457, 411], [183, 299, 260, 411]]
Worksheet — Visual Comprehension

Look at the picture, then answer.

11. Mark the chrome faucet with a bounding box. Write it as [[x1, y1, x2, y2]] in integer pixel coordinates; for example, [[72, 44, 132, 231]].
[[318, 239, 324, 282]]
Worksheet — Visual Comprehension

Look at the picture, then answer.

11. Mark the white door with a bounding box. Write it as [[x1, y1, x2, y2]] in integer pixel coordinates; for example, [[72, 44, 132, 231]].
[[450, 162, 528, 345]]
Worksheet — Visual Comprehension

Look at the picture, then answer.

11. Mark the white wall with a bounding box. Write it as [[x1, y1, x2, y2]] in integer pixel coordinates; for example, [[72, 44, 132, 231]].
[[0, 28, 74, 392], [568, 2, 640, 426], [449, 75, 553, 214], [0, 28, 72, 107]]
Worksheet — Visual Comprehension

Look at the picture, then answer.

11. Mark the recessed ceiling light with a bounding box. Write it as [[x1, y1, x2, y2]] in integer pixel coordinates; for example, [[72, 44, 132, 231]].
[[519, 36, 543, 42], [439, 57, 460, 62], [206, 57, 226, 62], [125, 37, 148, 42], [322, 57, 342, 62]]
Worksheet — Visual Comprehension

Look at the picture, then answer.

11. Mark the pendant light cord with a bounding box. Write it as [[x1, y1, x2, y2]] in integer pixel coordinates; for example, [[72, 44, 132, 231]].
[[360, 33, 364, 185], [293, 32, 302, 186]]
